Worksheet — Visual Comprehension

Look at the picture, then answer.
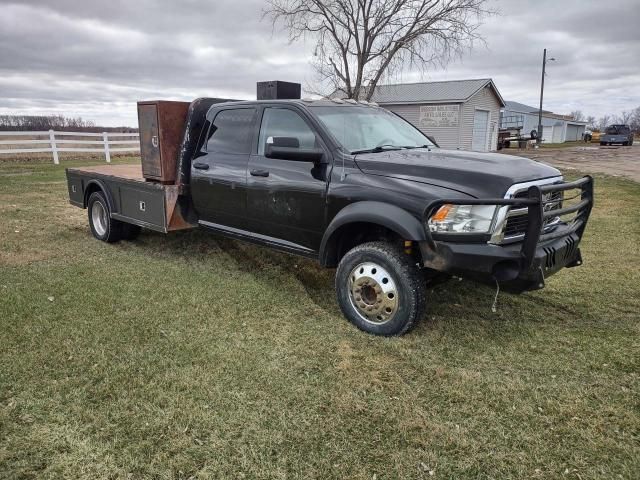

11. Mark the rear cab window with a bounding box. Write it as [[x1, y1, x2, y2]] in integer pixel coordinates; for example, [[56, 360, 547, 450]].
[[605, 125, 630, 135], [207, 108, 256, 154]]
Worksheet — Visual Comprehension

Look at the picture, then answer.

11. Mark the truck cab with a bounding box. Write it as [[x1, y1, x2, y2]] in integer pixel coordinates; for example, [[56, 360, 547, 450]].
[[66, 93, 594, 336]]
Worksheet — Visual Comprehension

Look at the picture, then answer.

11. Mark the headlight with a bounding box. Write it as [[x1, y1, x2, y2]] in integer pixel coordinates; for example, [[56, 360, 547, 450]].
[[428, 204, 498, 234]]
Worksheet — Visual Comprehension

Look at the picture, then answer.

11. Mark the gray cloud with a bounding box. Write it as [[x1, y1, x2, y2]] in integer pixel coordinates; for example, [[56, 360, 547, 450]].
[[0, 0, 638, 126]]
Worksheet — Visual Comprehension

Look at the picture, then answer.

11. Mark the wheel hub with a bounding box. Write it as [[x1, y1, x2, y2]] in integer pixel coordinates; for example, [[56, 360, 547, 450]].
[[348, 262, 398, 324], [91, 201, 107, 236]]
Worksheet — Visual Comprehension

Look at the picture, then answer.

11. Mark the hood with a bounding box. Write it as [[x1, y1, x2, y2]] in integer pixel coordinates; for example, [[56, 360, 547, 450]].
[[354, 148, 561, 198]]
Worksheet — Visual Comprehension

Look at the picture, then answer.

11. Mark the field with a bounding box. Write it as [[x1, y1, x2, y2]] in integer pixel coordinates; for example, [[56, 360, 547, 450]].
[[505, 143, 640, 183], [1, 157, 638, 479]]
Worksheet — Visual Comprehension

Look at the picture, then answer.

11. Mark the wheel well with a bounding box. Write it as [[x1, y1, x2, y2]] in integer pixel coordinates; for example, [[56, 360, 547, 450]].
[[83, 183, 103, 208], [322, 222, 405, 267]]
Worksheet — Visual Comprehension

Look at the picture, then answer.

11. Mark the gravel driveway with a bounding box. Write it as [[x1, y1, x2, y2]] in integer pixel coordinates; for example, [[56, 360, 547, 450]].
[[500, 143, 640, 182]]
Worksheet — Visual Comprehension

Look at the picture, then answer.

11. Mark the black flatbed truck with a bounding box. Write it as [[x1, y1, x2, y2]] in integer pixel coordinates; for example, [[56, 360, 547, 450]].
[[66, 83, 593, 336]]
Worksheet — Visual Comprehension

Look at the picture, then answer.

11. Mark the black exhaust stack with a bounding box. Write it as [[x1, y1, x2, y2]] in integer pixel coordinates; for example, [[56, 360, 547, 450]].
[[257, 81, 301, 100]]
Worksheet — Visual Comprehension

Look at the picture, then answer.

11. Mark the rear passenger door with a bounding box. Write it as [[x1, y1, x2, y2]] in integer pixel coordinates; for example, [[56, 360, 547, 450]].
[[190, 107, 256, 229]]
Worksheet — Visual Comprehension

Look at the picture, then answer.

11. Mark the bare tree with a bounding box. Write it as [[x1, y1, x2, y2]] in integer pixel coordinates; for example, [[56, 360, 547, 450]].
[[570, 110, 584, 122], [265, 0, 491, 100], [598, 115, 611, 131], [615, 110, 633, 125], [630, 106, 640, 133], [585, 115, 596, 130], [0, 114, 133, 132]]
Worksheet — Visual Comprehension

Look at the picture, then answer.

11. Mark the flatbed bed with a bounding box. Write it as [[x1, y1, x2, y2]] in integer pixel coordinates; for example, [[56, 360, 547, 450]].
[[66, 164, 196, 233]]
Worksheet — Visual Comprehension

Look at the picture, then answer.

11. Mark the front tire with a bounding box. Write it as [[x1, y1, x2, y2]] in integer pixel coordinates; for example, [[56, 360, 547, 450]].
[[335, 242, 426, 336]]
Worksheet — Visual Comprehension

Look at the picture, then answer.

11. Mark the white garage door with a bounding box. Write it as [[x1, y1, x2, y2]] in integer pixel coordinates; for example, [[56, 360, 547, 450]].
[[566, 124, 580, 142], [472, 110, 489, 151]]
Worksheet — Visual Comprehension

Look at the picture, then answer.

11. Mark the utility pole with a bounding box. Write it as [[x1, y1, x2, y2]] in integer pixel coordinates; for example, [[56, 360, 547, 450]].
[[537, 48, 555, 146]]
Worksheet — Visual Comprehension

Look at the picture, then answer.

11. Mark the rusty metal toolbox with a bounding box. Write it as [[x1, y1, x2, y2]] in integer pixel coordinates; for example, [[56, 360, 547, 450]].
[[137, 100, 190, 183]]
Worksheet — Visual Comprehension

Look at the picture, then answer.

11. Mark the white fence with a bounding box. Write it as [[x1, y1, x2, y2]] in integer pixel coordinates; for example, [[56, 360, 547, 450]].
[[0, 130, 140, 164]]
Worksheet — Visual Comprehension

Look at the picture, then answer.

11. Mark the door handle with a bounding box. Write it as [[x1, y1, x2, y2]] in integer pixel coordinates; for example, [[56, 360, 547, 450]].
[[193, 162, 209, 170], [250, 169, 269, 177]]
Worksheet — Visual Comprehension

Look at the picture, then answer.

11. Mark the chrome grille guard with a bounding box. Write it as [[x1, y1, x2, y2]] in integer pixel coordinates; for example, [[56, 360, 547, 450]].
[[423, 176, 594, 269]]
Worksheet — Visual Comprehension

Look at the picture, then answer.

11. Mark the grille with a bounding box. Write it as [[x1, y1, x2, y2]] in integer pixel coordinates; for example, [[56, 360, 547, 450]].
[[503, 212, 529, 237], [483, 176, 592, 247], [503, 190, 563, 239]]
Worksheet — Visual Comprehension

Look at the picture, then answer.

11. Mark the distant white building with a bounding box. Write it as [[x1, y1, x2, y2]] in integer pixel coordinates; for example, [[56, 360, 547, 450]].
[[501, 101, 587, 143], [336, 79, 505, 152]]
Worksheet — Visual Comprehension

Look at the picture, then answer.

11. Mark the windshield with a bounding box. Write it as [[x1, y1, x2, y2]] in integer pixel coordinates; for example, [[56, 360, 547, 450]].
[[605, 125, 628, 135], [310, 105, 434, 153]]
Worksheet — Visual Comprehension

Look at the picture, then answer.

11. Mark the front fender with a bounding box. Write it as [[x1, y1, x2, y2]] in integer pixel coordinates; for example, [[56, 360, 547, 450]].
[[320, 201, 427, 265]]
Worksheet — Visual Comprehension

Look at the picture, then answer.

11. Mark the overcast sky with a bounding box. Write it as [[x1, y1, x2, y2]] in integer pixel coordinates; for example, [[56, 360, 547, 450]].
[[1, 0, 638, 126]]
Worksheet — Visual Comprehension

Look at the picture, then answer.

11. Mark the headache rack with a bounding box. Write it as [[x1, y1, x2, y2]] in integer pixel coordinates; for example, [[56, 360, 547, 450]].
[[423, 176, 594, 269]]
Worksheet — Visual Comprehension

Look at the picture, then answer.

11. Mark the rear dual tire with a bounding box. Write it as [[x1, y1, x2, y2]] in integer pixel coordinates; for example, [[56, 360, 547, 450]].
[[87, 191, 140, 243], [335, 241, 426, 336]]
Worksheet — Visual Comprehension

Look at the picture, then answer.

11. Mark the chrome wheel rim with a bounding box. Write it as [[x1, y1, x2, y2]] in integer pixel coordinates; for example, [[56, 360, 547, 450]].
[[91, 201, 108, 237], [348, 262, 399, 324]]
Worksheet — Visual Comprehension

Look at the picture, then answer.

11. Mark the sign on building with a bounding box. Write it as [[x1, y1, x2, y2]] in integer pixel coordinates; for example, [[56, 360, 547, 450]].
[[419, 104, 459, 127]]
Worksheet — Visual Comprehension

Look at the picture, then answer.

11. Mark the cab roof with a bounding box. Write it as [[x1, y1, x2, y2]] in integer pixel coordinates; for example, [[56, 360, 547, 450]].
[[211, 98, 380, 108]]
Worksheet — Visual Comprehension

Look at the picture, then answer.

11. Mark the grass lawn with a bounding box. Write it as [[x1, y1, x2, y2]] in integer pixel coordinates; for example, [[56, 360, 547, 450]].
[[1, 157, 638, 479], [539, 141, 587, 149]]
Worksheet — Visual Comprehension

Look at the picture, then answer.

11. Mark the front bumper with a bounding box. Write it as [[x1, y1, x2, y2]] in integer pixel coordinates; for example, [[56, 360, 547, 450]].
[[420, 176, 594, 292], [601, 135, 630, 144]]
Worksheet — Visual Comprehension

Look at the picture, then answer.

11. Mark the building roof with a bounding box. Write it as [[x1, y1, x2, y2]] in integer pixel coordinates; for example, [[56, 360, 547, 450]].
[[504, 100, 541, 113], [504, 100, 588, 124], [349, 78, 505, 107]]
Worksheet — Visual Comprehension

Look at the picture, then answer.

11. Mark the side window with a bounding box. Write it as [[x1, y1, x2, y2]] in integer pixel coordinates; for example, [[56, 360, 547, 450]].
[[207, 108, 256, 154], [258, 108, 317, 156]]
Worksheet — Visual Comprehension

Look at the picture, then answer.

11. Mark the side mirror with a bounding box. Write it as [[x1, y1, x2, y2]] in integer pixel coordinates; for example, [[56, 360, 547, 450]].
[[269, 136, 299, 148], [265, 136, 325, 162], [265, 145, 325, 162]]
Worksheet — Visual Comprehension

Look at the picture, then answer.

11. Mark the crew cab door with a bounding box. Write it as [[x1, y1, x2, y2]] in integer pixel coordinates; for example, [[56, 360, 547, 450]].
[[190, 107, 257, 229], [246, 106, 330, 252]]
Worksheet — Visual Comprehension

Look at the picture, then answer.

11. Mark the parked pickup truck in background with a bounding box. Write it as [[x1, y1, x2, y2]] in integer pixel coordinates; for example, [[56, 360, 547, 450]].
[[600, 124, 634, 146], [66, 81, 594, 336]]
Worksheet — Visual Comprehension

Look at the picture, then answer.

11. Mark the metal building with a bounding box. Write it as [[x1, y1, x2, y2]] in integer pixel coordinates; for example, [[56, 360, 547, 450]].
[[501, 101, 587, 143], [367, 79, 505, 152]]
